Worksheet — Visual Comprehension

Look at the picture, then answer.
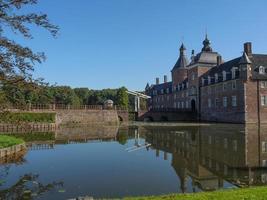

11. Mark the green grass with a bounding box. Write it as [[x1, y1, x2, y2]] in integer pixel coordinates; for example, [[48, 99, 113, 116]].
[[0, 135, 24, 149], [125, 187, 267, 200], [7, 132, 55, 142], [0, 112, 56, 123]]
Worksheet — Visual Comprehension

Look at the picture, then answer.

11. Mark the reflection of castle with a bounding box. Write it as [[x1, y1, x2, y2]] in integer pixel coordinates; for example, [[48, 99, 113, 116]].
[[145, 125, 267, 191]]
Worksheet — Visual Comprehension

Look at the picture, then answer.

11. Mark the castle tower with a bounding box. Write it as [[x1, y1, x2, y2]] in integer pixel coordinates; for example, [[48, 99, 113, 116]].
[[171, 43, 189, 85]]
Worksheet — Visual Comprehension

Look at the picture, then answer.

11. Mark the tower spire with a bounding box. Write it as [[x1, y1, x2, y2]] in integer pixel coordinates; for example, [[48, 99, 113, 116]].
[[202, 33, 212, 52], [172, 43, 189, 71]]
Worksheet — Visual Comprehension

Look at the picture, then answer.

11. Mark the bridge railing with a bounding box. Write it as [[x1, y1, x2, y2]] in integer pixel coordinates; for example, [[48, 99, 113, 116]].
[[4, 104, 128, 111]]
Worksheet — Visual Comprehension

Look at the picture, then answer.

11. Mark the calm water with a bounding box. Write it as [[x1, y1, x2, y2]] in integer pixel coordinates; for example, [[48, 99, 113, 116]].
[[1, 123, 267, 199]]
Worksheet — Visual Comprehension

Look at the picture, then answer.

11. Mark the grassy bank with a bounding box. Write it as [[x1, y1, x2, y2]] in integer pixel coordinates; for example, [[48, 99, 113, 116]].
[[0, 135, 24, 149], [7, 132, 55, 142], [0, 112, 55, 123], [125, 187, 267, 200]]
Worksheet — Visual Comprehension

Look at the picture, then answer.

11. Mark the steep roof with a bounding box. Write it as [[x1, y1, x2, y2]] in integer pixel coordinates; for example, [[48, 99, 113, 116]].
[[172, 43, 189, 71]]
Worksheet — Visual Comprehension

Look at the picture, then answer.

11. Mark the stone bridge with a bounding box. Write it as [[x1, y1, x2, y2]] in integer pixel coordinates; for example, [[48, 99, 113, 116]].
[[137, 110, 198, 122]]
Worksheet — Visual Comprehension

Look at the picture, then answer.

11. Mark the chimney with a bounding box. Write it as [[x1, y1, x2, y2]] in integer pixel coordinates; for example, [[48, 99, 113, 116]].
[[217, 55, 222, 66], [156, 77, 160, 85], [164, 75, 168, 83], [244, 42, 252, 56]]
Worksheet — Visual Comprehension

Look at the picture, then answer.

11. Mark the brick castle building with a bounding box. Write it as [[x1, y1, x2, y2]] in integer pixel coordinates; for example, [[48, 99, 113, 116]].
[[145, 35, 267, 123]]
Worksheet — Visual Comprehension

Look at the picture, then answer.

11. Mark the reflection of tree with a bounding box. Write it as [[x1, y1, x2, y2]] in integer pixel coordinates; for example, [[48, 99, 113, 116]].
[[0, 173, 63, 199], [117, 131, 128, 145]]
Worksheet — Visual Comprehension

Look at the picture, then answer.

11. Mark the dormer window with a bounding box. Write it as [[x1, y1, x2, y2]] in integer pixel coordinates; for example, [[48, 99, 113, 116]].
[[161, 89, 164, 94], [232, 67, 237, 79], [259, 66, 265, 74], [208, 76, 211, 84], [202, 78, 205, 86], [223, 71, 227, 81], [215, 73, 218, 83], [186, 82, 189, 88]]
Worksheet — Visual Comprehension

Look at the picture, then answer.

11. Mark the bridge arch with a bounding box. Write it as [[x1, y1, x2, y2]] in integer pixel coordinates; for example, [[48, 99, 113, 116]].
[[118, 115, 123, 122], [144, 116, 154, 122], [160, 116, 168, 122]]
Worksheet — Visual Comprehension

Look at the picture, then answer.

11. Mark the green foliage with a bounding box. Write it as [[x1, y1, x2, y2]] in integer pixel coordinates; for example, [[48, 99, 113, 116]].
[[0, 112, 55, 123], [116, 87, 129, 109], [117, 131, 128, 145], [125, 187, 267, 200], [0, 0, 58, 84], [0, 135, 24, 149], [9, 132, 55, 142]]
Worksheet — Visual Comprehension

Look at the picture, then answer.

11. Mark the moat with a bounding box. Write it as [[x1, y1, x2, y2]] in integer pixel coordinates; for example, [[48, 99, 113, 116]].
[[0, 123, 267, 199]]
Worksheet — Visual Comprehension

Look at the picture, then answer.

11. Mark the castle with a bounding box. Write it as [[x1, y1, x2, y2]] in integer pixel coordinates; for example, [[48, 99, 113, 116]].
[[145, 35, 267, 123]]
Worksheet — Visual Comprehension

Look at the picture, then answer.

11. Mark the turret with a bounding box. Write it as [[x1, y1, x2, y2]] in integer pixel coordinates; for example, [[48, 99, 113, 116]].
[[171, 43, 189, 85], [202, 34, 213, 52]]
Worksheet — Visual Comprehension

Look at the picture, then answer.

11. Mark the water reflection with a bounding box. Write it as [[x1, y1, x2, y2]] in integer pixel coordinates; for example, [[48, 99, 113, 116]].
[[0, 124, 267, 199], [145, 124, 267, 191]]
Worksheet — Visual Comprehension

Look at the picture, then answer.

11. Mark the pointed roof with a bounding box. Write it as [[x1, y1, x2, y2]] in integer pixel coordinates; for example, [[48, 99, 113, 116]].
[[172, 43, 189, 71], [145, 83, 150, 90], [239, 52, 252, 64], [202, 34, 213, 52]]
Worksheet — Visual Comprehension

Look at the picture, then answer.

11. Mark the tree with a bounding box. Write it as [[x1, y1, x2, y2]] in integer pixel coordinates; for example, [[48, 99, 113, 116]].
[[116, 87, 128, 109], [0, 0, 59, 84], [74, 88, 91, 105]]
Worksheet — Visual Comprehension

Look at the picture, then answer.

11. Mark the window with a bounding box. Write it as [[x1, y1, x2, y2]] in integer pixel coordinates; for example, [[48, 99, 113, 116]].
[[177, 102, 180, 109], [233, 140, 237, 151], [192, 73, 195, 80], [262, 141, 267, 153], [186, 82, 189, 89], [167, 96, 170, 101], [263, 160, 267, 167], [208, 136, 212, 144], [232, 67, 237, 79], [161, 89, 164, 94], [174, 102, 176, 108], [232, 96, 237, 107], [223, 83, 227, 91], [215, 98, 219, 107], [186, 101, 189, 108], [262, 174, 267, 183], [224, 138, 228, 149], [174, 94, 176, 99], [208, 98, 212, 108], [259, 66, 265, 74], [261, 81, 267, 88], [186, 91, 189, 97], [232, 80, 236, 90], [261, 96, 267, 106], [223, 71, 227, 81], [223, 97, 228, 107], [181, 92, 184, 98], [202, 78, 205, 86], [208, 76, 211, 84], [181, 102, 184, 109], [215, 73, 218, 83], [166, 88, 169, 94]]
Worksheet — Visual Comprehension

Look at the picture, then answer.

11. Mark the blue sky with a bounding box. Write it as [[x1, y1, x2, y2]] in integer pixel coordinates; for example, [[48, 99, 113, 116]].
[[13, 0, 267, 90]]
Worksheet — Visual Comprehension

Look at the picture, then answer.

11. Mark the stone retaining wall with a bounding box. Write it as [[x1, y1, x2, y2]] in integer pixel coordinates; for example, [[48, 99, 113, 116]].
[[0, 143, 26, 158], [55, 110, 119, 125]]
